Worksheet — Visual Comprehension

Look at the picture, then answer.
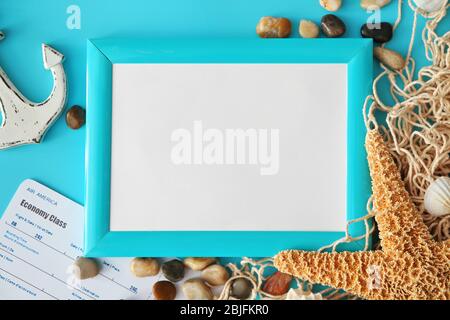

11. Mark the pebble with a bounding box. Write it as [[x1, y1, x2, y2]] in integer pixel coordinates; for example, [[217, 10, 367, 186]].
[[201, 264, 229, 286], [71, 257, 99, 280], [320, 0, 342, 12], [162, 259, 185, 282], [299, 20, 320, 38], [231, 278, 253, 300], [183, 257, 216, 271], [152, 280, 176, 300], [361, 22, 393, 43], [320, 14, 346, 38], [414, 0, 446, 13], [66, 105, 86, 129], [130, 258, 160, 277], [373, 47, 406, 70], [360, 0, 391, 10], [262, 271, 293, 296], [182, 279, 213, 300], [256, 16, 291, 38]]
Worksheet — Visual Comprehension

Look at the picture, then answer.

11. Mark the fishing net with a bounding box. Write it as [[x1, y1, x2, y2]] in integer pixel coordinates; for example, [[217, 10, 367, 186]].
[[219, 0, 450, 300]]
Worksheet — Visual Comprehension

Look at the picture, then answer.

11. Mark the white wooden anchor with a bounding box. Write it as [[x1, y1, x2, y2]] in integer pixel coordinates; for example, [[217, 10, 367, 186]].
[[0, 43, 67, 150]]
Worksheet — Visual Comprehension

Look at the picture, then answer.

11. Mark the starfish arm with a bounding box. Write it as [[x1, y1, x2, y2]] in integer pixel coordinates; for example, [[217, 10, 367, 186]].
[[436, 240, 450, 261], [274, 250, 387, 299], [432, 242, 450, 299], [366, 130, 433, 254]]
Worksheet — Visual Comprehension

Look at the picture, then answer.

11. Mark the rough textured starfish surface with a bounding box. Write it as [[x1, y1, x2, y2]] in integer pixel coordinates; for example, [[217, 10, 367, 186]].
[[274, 130, 450, 300]]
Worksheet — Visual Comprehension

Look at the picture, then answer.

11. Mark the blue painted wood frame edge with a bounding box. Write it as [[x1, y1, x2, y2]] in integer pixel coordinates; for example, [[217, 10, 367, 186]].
[[85, 40, 113, 255], [85, 38, 373, 257]]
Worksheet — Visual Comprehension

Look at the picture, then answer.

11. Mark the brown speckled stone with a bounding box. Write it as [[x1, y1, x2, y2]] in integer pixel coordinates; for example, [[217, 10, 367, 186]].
[[262, 271, 292, 296], [182, 279, 213, 300], [162, 259, 185, 282], [361, 22, 393, 43], [201, 264, 229, 286], [256, 17, 291, 38], [320, 14, 346, 38], [153, 281, 176, 300], [183, 257, 216, 271], [130, 258, 160, 277], [66, 105, 85, 129], [374, 47, 406, 70], [299, 20, 320, 38], [231, 278, 253, 299], [360, 0, 391, 10], [320, 0, 342, 12]]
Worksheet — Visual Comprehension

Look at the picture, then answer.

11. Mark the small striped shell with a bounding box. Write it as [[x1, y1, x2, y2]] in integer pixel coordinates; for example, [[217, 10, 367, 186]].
[[424, 177, 450, 217]]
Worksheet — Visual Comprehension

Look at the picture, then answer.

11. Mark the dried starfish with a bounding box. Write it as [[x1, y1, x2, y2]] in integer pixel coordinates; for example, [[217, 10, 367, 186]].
[[274, 130, 450, 300]]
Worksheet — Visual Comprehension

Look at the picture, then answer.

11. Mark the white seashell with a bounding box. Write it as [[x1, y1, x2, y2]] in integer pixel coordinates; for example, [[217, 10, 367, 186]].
[[285, 288, 323, 300], [424, 177, 450, 217], [413, 0, 447, 13]]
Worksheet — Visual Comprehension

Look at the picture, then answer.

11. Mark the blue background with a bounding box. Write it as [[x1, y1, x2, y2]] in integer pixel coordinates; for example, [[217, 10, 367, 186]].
[[0, 1, 447, 231]]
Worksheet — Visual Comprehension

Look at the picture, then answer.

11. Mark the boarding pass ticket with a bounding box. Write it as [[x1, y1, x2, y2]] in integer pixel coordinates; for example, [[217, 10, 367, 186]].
[[0, 179, 166, 300]]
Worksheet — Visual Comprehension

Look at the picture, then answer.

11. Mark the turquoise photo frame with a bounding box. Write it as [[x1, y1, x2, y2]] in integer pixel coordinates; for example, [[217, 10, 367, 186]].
[[85, 38, 373, 257]]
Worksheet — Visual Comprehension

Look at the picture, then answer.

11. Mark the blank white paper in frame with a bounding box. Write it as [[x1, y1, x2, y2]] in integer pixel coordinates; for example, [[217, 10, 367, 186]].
[[110, 63, 348, 232]]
